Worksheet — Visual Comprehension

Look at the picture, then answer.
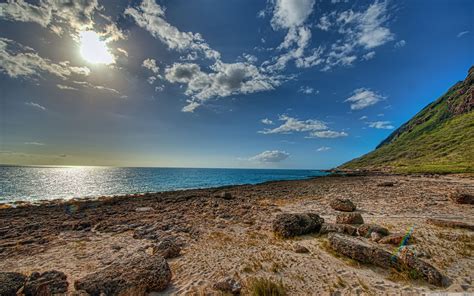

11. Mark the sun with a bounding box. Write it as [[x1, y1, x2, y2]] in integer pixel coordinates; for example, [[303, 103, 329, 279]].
[[79, 31, 114, 64]]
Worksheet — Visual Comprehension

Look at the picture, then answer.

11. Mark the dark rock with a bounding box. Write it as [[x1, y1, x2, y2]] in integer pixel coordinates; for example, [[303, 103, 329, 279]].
[[336, 212, 364, 225], [357, 224, 389, 237], [379, 233, 414, 245], [22, 270, 68, 296], [449, 191, 474, 204], [328, 234, 449, 287], [216, 192, 233, 200], [377, 181, 395, 187], [329, 198, 356, 212], [320, 223, 358, 236], [426, 218, 474, 231], [153, 237, 181, 259], [74, 253, 171, 295], [272, 213, 324, 238], [328, 233, 395, 268], [212, 277, 241, 295], [397, 247, 450, 287], [0, 272, 26, 296], [294, 245, 310, 253]]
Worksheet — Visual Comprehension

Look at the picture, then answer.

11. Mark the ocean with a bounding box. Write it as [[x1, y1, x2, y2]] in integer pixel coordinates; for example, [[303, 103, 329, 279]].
[[0, 166, 327, 203]]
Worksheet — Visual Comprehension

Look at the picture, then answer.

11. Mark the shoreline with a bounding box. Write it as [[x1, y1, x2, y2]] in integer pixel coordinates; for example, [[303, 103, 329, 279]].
[[0, 171, 330, 207], [1, 173, 473, 295]]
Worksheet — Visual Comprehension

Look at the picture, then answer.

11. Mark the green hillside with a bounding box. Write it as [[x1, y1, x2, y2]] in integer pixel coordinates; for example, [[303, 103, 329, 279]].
[[341, 66, 474, 174]]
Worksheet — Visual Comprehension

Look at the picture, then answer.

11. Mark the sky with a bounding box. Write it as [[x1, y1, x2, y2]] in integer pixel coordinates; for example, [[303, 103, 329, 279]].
[[0, 0, 472, 169]]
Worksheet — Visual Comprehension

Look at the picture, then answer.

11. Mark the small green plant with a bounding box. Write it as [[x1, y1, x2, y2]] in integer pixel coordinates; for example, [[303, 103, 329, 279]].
[[247, 277, 287, 296]]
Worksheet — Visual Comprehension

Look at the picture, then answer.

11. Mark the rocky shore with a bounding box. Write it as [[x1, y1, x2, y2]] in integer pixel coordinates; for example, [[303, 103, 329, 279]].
[[0, 173, 473, 295]]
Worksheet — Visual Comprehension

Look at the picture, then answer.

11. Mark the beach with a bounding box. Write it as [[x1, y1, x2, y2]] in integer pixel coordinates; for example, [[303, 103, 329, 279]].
[[1, 173, 473, 295]]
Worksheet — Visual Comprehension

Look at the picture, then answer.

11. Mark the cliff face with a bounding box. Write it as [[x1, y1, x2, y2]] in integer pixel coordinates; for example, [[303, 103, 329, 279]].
[[341, 66, 474, 173]]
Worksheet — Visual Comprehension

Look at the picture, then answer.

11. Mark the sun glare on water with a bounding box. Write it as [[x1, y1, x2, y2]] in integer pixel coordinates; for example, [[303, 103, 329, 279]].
[[79, 31, 114, 64]]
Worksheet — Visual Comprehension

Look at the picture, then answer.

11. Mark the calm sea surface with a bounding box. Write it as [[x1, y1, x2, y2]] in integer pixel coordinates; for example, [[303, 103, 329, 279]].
[[0, 166, 326, 203]]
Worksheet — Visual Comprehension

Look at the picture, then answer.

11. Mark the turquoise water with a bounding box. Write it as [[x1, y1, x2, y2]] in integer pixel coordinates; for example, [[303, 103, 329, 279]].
[[0, 166, 326, 203]]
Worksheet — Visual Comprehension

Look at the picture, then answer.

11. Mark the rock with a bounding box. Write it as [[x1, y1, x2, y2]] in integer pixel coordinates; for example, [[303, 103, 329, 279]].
[[379, 233, 414, 245], [272, 213, 324, 238], [449, 191, 474, 204], [328, 233, 395, 268], [135, 207, 154, 212], [74, 253, 171, 295], [370, 232, 384, 242], [397, 247, 450, 287], [357, 224, 389, 238], [377, 181, 395, 187], [212, 277, 241, 295], [328, 234, 449, 287], [216, 192, 233, 200], [329, 198, 356, 212], [153, 237, 181, 259], [22, 270, 68, 296], [0, 272, 26, 296], [426, 218, 474, 231], [294, 245, 310, 253], [320, 223, 358, 236], [336, 212, 364, 225]]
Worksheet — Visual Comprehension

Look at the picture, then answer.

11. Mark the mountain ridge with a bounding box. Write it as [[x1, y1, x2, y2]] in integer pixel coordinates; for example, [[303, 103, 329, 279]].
[[340, 66, 474, 173]]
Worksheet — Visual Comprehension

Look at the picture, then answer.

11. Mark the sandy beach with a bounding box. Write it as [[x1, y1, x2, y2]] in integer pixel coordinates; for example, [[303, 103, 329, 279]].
[[1, 173, 473, 295]]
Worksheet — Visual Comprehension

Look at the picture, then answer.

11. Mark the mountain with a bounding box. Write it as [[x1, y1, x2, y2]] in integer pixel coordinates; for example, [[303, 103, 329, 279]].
[[341, 66, 474, 174]]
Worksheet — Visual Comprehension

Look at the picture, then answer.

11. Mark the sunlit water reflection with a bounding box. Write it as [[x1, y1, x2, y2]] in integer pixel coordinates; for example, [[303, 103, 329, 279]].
[[0, 166, 326, 203]]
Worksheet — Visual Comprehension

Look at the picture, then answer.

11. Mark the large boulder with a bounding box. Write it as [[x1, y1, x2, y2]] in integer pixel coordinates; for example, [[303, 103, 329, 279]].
[[357, 224, 389, 238], [328, 233, 395, 268], [74, 253, 171, 295], [0, 272, 26, 296], [22, 270, 68, 296], [272, 213, 324, 238], [328, 234, 449, 287], [320, 223, 358, 236], [397, 247, 450, 287], [449, 191, 474, 204], [329, 198, 356, 212], [336, 212, 364, 225]]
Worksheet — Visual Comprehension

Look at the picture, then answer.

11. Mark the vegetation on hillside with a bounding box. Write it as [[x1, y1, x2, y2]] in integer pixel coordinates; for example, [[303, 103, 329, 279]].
[[341, 67, 473, 174]]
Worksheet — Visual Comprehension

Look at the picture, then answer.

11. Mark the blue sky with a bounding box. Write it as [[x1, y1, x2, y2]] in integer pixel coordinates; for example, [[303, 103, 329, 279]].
[[0, 0, 472, 169]]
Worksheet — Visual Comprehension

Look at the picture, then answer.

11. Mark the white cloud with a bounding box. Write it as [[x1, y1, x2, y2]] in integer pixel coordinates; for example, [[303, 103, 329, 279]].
[[359, 115, 368, 120], [367, 121, 394, 129], [142, 58, 159, 74], [71, 81, 121, 96], [261, 118, 274, 125], [249, 150, 290, 163], [345, 88, 385, 110], [25, 101, 46, 111], [0, 38, 90, 79], [307, 130, 348, 138], [316, 2, 394, 70], [270, 0, 315, 29], [125, 0, 220, 60], [24, 141, 45, 146], [362, 51, 375, 60], [299, 86, 319, 94], [317, 146, 331, 152], [457, 31, 469, 38], [57, 84, 79, 91], [0, 0, 102, 36], [165, 61, 283, 112], [259, 114, 327, 134], [394, 40, 406, 48]]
